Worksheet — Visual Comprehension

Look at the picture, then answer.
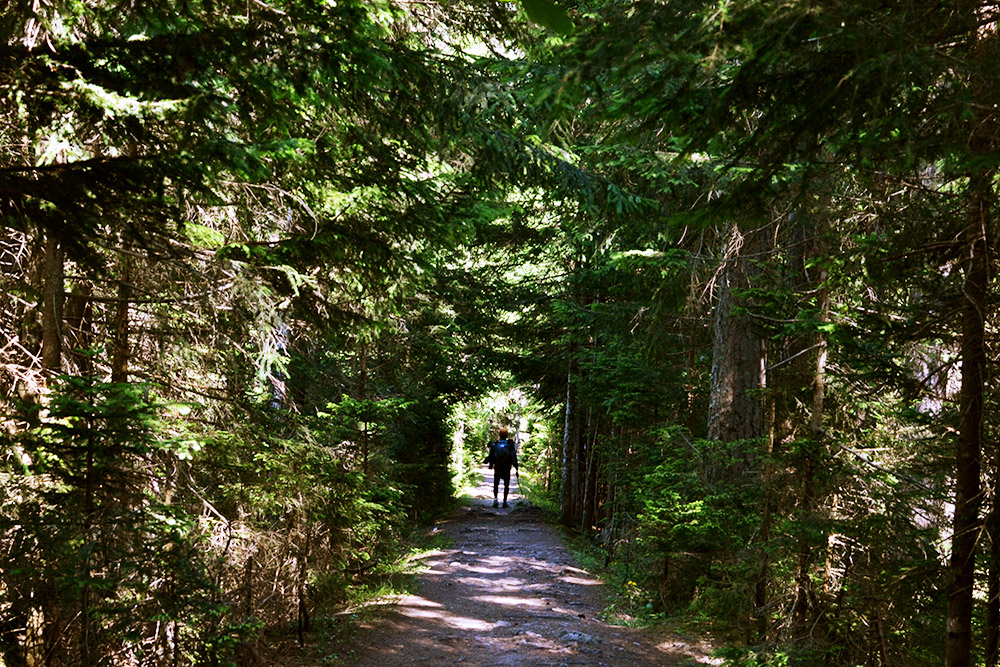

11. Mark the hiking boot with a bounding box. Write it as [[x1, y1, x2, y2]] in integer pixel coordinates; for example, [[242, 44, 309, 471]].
[[493, 499, 499, 508], [502, 501, 508, 508]]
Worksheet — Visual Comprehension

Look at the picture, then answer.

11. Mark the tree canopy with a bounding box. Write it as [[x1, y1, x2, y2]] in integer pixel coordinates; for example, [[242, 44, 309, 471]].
[[3, 1, 1000, 666]]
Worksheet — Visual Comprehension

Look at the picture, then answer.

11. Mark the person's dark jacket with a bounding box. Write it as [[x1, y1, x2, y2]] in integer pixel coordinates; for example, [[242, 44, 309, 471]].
[[483, 439, 518, 473]]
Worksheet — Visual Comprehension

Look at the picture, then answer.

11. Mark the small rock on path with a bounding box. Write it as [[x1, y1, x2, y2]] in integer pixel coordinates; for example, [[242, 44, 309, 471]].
[[345, 466, 720, 666]]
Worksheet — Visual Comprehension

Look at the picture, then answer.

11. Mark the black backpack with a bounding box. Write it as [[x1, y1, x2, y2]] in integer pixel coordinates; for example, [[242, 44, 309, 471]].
[[493, 439, 514, 467]]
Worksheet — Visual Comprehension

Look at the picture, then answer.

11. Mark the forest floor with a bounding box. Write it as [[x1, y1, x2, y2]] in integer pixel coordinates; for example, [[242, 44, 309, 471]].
[[268, 466, 722, 666]]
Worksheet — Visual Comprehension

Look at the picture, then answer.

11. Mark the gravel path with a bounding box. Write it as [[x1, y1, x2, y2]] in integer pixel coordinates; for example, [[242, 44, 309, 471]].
[[344, 466, 720, 666]]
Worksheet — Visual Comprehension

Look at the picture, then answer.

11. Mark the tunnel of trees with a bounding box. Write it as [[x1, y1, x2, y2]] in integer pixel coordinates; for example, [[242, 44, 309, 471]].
[[2, 1, 1000, 665]]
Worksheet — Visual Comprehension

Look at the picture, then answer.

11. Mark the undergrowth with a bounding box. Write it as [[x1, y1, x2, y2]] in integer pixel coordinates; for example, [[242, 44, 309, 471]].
[[517, 469, 720, 656], [260, 506, 456, 666]]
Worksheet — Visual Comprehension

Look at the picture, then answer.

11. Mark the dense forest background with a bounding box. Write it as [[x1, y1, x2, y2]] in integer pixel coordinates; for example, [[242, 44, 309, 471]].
[[2, 1, 1000, 665]]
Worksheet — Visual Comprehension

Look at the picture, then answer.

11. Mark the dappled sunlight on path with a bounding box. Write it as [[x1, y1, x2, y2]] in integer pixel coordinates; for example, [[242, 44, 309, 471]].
[[343, 466, 720, 666]]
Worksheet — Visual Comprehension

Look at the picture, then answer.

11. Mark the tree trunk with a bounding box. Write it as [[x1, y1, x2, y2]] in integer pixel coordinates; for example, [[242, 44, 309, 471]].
[[945, 172, 990, 667], [41, 232, 64, 372], [987, 479, 1000, 667], [951, 17, 1000, 662], [708, 222, 766, 446], [581, 424, 598, 533], [559, 358, 574, 527]]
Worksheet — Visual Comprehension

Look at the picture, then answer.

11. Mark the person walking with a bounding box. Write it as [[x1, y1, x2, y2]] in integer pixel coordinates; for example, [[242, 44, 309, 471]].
[[484, 427, 518, 508]]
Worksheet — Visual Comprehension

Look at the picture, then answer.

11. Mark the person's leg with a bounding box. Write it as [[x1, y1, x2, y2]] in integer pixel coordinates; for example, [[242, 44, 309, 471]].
[[493, 474, 500, 507], [501, 472, 510, 507]]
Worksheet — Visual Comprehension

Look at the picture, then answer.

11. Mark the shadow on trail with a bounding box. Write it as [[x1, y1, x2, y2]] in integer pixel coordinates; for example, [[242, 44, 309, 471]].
[[344, 467, 719, 666]]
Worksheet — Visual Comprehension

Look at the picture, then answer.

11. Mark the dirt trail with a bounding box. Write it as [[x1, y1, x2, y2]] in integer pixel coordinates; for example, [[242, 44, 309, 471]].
[[344, 466, 720, 666]]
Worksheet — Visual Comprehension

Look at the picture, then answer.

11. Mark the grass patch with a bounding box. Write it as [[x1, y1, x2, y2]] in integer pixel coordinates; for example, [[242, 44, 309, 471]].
[[453, 468, 485, 506], [515, 471, 559, 514]]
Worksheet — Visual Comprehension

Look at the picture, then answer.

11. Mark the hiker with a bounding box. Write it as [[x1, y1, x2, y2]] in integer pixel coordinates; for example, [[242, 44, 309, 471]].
[[484, 427, 518, 508]]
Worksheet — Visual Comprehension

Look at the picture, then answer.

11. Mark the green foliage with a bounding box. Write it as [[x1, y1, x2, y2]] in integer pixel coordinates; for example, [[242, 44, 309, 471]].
[[640, 440, 761, 555], [4, 0, 994, 663], [714, 647, 794, 667], [2, 376, 223, 663], [520, 0, 575, 37]]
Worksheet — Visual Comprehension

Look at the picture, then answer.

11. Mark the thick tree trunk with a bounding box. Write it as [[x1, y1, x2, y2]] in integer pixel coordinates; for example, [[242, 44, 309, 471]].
[[945, 172, 990, 667], [708, 223, 766, 446], [41, 233, 64, 372], [708, 221, 767, 634]]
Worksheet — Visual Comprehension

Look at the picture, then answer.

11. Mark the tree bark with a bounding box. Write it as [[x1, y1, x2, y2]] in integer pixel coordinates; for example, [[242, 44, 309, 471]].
[[708, 223, 766, 446], [559, 358, 574, 527], [951, 16, 1000, 662], [945, 172, 990, 667]]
